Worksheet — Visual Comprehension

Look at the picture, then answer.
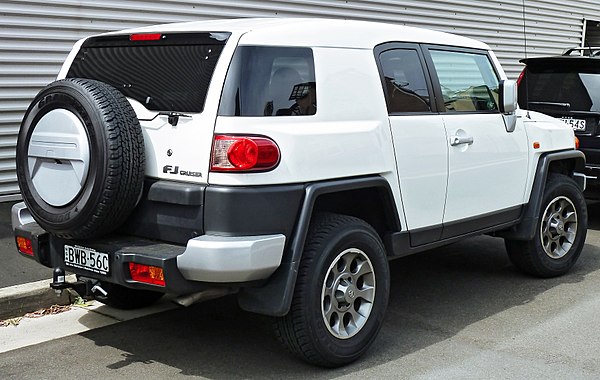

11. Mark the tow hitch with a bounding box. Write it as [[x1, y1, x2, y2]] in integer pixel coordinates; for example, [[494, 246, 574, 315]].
[[50, 267, 107, 298]]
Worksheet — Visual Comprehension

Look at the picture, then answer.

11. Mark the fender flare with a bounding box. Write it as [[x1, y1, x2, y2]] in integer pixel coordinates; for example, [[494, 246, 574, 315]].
[[502, 149, 585, 241], [237, 175, 400, 316]]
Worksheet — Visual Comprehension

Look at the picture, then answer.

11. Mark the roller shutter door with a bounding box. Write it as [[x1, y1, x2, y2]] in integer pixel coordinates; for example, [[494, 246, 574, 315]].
[[2, 0, 599, 200]]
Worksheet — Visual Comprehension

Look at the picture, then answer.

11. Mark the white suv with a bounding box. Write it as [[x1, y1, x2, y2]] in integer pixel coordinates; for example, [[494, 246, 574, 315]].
[[12, 18, 587, 367]]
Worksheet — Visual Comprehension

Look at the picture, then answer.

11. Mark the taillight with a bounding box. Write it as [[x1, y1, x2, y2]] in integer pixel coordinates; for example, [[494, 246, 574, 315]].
[[130, 33, 162, 41], [517, 68, 526, 87], [575, 136, 580, 149], [211, 135, 280, 172], [129, 262, 165, 286], [16, 236, 33, 256]]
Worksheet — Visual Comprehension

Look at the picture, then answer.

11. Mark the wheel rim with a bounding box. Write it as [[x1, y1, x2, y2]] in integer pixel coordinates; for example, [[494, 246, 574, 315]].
[[27, 109, 90, 206], [321, 248, 376, 339], [540, 195, 577, 259]]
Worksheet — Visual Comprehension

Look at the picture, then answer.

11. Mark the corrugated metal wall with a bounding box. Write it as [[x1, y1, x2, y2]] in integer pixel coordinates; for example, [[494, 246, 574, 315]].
[[2, 0, 600, 200]]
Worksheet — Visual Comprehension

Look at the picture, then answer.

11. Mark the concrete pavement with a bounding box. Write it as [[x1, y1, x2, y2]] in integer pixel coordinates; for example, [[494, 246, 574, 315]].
[[2, 225, 600, 378]]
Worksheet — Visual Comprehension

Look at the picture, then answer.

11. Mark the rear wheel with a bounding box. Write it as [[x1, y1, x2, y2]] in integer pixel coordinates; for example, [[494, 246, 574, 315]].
[[275, 213, 390, 367], [505, 174, 587, 277]]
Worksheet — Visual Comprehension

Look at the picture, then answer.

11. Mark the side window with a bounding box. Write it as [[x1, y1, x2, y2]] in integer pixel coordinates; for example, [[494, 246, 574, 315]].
[[379, 49, 431, 113], [429, 50, 499, 112], [219, 46, 316, 117]]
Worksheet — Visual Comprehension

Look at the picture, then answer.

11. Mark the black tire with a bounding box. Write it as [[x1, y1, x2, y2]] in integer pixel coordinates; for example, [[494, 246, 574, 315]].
[[93, 281, 163, 310], [275, 213, 390, 367], [505, 173, 587, 278], [16, 78, 144, 239]]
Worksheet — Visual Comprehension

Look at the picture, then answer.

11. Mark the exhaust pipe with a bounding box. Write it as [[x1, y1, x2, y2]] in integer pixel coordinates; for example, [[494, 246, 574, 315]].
[[173, 288, 236, 307]]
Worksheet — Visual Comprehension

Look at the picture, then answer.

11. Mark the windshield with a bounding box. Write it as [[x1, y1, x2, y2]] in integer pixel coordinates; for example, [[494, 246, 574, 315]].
[[67, 32, 230, 113], [519, 65, 600, 112]]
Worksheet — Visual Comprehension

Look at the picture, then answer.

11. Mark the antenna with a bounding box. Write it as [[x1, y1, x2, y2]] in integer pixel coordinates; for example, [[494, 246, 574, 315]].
[[522, 0, 531, 119]]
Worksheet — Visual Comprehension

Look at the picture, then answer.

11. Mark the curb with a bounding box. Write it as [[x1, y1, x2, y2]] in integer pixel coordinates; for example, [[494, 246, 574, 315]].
[[0, 275, 76, 320]]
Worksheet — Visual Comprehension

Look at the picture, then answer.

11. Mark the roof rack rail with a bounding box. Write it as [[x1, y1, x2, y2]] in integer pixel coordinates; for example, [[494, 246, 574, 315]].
[[562, 47, 600, 56]]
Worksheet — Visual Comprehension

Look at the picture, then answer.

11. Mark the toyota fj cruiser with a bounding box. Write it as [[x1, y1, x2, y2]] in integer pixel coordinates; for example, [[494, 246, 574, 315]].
[[12, 18, 587, 367]]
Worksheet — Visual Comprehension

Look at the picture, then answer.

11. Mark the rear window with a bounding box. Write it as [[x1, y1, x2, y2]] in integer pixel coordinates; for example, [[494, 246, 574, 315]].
[[519, 63, 600, 112], [67, 32, 230, 113], [219, 46, 316, 116]]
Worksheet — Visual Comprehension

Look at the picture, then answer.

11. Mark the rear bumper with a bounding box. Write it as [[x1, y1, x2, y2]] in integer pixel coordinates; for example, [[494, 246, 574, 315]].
[[13, 203, 285, 294], [178, 234, 285, 283]]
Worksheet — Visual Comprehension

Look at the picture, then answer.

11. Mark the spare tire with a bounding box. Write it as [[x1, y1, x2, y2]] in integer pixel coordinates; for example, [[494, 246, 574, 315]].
[[16, 78, 145, 239]]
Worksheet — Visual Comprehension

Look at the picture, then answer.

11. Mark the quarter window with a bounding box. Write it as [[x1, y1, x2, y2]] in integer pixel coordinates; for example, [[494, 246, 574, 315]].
[[219, 46, 316, 117], [429, 50, 499, 112], [379, 49, 431, 113]]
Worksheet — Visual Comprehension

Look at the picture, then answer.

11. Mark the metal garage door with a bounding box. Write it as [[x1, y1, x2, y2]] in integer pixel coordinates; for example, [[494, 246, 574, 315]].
[[2, 0, 599, 200]]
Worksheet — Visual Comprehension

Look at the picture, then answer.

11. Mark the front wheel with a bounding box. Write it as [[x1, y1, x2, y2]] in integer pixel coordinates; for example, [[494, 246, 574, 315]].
[[275, 213, 390, 367], [505, 174, 587, 277]]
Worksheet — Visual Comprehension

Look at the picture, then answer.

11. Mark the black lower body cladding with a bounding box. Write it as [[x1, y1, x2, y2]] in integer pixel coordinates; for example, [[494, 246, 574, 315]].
[[119, 179, 305, 245], [16, 78, 145, 239], [203, 184, 305, 238]]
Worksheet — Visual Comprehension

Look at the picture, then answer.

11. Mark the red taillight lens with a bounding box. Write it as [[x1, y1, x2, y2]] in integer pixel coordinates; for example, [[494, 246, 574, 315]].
[[128, 262, 165, 286], [211, 135, 280, 172], [517, 68, 526, 87], [16, 236, 34, 256], [575, 136, 580, 149], [228, 138, 259, 169], [130, 33, 162, 41]]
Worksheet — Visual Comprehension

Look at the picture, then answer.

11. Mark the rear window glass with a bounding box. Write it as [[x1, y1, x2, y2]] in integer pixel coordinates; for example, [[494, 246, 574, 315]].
[[519, 64, 600, 112], [219, 46, 316, 116], [379, 49, 431, 113], [67, 33, 229, 113]]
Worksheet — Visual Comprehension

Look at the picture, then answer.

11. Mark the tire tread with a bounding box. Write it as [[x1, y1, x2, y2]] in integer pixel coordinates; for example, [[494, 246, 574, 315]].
[[274, 213, 385, 367]]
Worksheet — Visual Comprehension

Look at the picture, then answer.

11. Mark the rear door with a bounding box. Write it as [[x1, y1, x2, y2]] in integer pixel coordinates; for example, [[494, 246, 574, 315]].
[[375, 43, 448, 245], [424, 47, 528, 237], [64, 32, 234, 183]]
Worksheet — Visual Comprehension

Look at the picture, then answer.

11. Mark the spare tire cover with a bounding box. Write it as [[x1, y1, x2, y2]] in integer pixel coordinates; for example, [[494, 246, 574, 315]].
[[16, 78, 145, 239]]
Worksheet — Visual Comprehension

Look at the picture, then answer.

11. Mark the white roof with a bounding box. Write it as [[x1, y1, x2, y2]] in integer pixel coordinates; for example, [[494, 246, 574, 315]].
[[103, 18, 490, 51]]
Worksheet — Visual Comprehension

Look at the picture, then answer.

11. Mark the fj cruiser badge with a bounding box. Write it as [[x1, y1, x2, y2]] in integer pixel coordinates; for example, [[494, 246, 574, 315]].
[[162, 165, 202, 178]]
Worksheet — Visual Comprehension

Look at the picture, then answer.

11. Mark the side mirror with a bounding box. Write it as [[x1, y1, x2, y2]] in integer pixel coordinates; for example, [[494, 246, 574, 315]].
[[499, 79, 517, 114], [499, 79, 518, 132]]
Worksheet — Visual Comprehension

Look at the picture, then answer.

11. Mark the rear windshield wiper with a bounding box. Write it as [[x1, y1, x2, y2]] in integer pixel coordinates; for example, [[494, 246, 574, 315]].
[[526, 101, 571, 111], [139, 111, 192, 126]]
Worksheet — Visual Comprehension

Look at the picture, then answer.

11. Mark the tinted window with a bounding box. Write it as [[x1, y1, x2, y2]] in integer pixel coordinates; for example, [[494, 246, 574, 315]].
[[219, 47, 316, 116], [519, 64, 600, 112], [67, 33, 228, 113], [430, 50, 499, 112], [379, 49, 431, 113]]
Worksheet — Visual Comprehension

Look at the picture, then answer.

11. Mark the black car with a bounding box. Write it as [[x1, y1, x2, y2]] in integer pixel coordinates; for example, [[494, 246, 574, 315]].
[[518, 47, 600, 197]]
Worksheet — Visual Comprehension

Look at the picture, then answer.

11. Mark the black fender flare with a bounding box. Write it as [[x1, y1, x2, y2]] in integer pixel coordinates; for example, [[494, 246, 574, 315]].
[[502, 149, 585, 241], [237, 175, 400, 316]]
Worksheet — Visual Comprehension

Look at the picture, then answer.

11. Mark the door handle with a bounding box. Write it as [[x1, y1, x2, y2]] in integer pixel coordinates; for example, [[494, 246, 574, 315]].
[[450, 135, 474, 146]]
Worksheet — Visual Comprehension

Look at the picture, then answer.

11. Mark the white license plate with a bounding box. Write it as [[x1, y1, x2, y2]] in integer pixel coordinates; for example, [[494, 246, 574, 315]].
[[561, 118, 586, 131], [64, 245, 109, 275]]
